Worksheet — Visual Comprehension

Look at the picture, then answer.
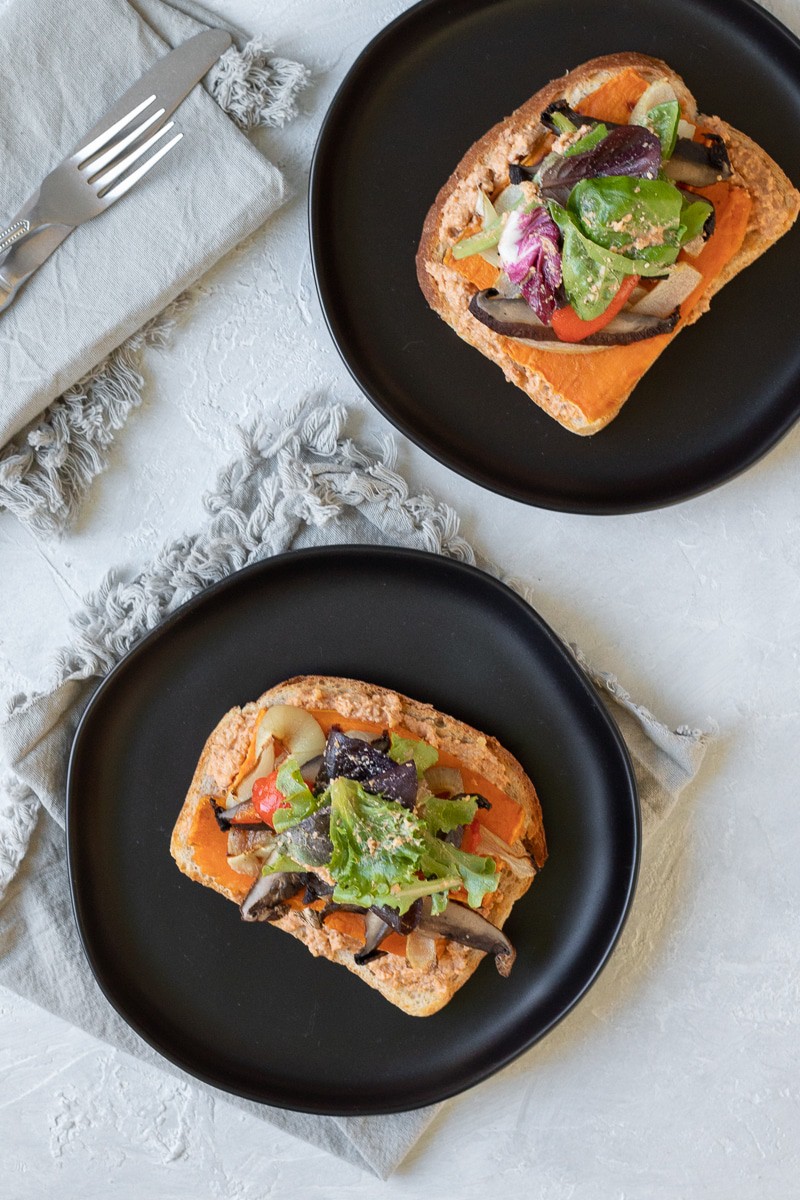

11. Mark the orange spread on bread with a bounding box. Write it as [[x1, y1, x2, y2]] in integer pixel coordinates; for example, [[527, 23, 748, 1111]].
[[448, 73, 752, 421], [185, 798, 252, 902], [574, 68, 649, 123]]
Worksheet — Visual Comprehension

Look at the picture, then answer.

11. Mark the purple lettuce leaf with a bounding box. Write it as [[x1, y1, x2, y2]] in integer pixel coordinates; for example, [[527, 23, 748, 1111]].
[[498, 207, 563, 325], [538, 125, 662, 206], [321, 729, 418, 809]]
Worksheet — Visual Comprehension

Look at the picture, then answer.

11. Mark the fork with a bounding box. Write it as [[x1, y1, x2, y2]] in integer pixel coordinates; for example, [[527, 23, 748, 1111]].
[[0, 97, 183, 312]]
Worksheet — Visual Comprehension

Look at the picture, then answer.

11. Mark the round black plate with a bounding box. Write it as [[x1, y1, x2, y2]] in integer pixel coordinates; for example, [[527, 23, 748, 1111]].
[[67, 547, 639, 1115], [309, 0, 800, 513]]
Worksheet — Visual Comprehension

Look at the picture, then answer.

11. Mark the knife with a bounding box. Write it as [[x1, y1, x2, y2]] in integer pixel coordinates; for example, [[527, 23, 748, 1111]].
[[0, 28, 232, 312]]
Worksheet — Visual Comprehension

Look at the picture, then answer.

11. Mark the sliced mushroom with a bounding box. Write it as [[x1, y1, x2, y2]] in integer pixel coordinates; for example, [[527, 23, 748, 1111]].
[[354, 910, 393, 965], [210, 797, 264, 831], [469, 288, 679, 347], [663, 134, 731, 186], [371, 899, 422, 934], [240, 871, 304, 922], [539, 100, 623, 135], [228, 827, 274, 856], [416, 899, 516, 976], [302, 873, 334, 903]]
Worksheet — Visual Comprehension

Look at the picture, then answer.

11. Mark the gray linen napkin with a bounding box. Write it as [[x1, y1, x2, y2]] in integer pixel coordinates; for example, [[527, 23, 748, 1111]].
[[0, 0, 308, 530], [0, 401, 709, 1179]]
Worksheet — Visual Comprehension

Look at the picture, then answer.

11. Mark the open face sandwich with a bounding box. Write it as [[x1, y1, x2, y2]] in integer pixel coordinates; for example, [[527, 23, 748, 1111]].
[[170, 675, 547, 1017], [416, 52, 800, 434]]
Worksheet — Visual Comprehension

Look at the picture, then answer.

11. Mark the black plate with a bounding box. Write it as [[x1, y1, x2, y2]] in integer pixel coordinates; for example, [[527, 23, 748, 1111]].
[[67, 547, 639, 1114], [310, 0, 800, 513]]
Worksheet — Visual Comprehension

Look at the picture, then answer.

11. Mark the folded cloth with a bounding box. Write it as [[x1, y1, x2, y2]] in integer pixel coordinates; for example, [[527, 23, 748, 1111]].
[[0, 401, 709, 1179], [0, 0, 308, 528]]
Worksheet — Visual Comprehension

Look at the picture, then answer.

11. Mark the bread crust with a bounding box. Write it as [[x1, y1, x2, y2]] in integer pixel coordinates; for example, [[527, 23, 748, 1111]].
[[170, 676, 546, 1017], [416, 53, 800, 434]]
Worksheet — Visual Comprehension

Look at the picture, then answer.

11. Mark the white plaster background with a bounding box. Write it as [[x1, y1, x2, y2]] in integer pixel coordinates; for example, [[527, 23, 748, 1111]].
[[1, 0, 799, 1195]]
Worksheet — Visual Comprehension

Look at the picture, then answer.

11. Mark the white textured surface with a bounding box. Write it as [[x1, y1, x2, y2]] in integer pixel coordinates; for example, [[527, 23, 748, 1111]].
[[2, 0, 800, 1195]]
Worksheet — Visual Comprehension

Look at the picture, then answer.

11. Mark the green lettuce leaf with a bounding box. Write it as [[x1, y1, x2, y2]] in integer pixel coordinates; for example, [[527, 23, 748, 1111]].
[[679, 193, 714, 245], [261, 849, 305, 876], [548, 200, 627, 320], [328, 777, 430, 913], [549, 110, 577, 135], [645, 100, 680, 159], [326, 777, 496, 915], [563, 122, 609, 158], [389, 733, 439, 778], [271, 757, 323, 833], [420, 836, 498, 910], [420, 793, 479, 835], [568, 176, 684, 268]]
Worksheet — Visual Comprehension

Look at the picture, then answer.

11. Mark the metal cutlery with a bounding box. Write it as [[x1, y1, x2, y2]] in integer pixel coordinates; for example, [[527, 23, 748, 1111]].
[[0, 28, 232, 315]]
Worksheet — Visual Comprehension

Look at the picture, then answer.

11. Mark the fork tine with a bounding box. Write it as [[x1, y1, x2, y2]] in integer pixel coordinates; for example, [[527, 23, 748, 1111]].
[[100, 131, 183, 202], [83, 105, 166, 178], [74, 95, 157, 165], [94, 121, 177, 191]]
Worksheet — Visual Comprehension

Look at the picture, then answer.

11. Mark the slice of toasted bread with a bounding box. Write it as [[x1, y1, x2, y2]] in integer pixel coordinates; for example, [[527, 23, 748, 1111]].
[[416, 52, 800, 434], [170, 675, 546, 1017]]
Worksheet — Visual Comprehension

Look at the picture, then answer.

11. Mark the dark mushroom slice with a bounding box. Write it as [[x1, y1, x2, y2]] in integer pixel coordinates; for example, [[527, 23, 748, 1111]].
[[663, 134, 731, 186], [469, 288, 679, 346], [240, 871, 305, 922], [539, 99, 624, 135], [416, 899, 516, 977], [371, 898, 422, 934], [210, 797, 264, 831], [302, 873, 334, 903], [227, 827, 275, 856], [354, 910, 394, 965]]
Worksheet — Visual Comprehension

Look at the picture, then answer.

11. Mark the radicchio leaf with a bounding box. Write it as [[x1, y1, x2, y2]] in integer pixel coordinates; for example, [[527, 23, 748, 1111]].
[[322, 728, 418, 808], [537, 125, 662, 206], [498, 206, 563, 325]]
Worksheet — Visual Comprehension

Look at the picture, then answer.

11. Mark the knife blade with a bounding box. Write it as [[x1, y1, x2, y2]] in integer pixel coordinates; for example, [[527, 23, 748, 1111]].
[[0, 28, 232, 312]]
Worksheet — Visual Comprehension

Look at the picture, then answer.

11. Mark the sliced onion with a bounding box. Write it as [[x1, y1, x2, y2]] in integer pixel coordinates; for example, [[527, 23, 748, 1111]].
[[629, 81, 679, 127], [424, 765, 464, 797], [227, 849, 270, 875], [405, 929, 437, 972], [677, 118, 696, 140], [227, 739, 276, 806], [630, 263, 702, 318], [258, 705, 326, 766], [493, 183, 527, 215], [475, 825, 536, 880]]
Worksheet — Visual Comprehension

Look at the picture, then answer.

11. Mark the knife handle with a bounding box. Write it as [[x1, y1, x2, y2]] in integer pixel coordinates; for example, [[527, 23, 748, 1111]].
[[0, 219, 33, 256], [0, 206, 71, 315]]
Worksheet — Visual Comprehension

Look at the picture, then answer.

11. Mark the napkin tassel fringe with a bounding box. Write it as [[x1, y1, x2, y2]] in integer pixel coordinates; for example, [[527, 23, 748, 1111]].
[[210, 37, 311, 131], [0, 295, 192, 537]]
